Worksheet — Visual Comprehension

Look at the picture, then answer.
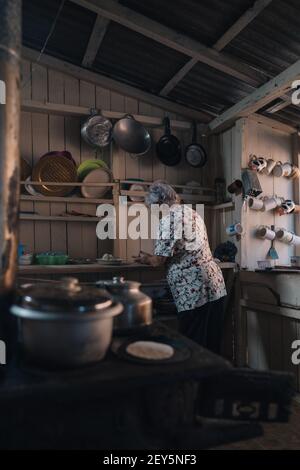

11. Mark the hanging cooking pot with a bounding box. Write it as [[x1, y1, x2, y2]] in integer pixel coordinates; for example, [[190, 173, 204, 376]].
[[185, 121, 207, 168], [96, 276, 152, 334], [156, 117, 181, 166], [11, 277, 123, 367], [112, 114, 151, 155], [81, 109, 113, 148]]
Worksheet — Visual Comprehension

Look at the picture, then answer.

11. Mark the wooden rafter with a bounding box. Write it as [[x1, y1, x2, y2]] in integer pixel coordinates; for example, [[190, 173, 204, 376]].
[[82, 14, 110, 67], [159, 0, 272, 96], [209, 58, 300, 132], [70, 0, 265, 88]]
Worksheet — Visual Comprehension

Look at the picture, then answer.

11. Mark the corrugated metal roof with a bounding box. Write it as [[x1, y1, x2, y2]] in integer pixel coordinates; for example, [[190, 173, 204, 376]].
[[22, 0, 96, 65], [21, 0, 300, 127], [119, 0, 254, 47], [93, 23, 188, 94]]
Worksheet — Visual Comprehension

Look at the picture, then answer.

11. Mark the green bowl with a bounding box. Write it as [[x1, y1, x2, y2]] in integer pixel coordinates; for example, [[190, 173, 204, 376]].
[[35, 254, 69, 265], [77, 159, 108, 182]]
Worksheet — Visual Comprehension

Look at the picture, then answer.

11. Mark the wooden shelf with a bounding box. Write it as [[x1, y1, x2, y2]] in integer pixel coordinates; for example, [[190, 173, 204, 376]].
[[20, 215, 100, 222], [22, 100, 192, 131], [20, 195, 113, 204], [18, 263, 161, 275]]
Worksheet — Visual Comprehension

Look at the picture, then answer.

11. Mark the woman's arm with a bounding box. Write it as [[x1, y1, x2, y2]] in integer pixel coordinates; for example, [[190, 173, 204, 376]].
[[134, 254, 167, 267]]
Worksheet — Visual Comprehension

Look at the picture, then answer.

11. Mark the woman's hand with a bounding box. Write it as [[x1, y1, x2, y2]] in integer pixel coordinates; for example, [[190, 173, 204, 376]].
[[133, 252, 167, 267]]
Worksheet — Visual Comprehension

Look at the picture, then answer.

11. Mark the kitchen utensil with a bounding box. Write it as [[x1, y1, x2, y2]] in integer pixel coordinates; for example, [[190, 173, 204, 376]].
[[227, 179, 243, 195], [291, 256, 300, 267], [156, 117, 181, 166], [129, 183, 145, 202], [24, 176, 40, 196], [290, 234, 300, 246], [273, 161, 284, 177], [81, 167, 112, 199], [242, 169, 262, 197], [263, 196, 279, 211], [276, 228, 294, 244], [267, 226, 279, 260], [248, 155, 267, 172], [11, 277, 123, 367], [185, 121, 207, 168], [248, 197, 264, 210], [40, 150, 77, 168], [282, 162, 293, 177], [35, 252, 69, 265], [290, 164, 300, 179], [77, 158, 108, 182], [96, 258, 123, 266], [226, 223, 243, 236], [257, 226, 276, 241], [263, 158, 277, 176], [96, 276, 152, 333], [81, 110, 112, 148], [257, 260, 275, 270], [112, 114, 151, 155], [32, 155, 77, 197], [18, 254, 33, 266], [281, 199, 296, 214]]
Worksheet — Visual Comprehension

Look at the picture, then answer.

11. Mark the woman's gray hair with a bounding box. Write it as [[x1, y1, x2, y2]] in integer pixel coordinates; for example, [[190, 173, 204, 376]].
[[145, 180, 180, 206]]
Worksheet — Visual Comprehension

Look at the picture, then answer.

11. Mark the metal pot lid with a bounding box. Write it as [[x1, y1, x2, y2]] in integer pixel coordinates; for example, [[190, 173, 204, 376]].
[[81, 111, 113, 148], [15, 277, 113, 314]]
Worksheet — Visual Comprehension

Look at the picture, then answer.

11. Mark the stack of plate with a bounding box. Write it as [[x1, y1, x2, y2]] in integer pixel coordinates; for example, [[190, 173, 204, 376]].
[[77, 159, 112, 199]]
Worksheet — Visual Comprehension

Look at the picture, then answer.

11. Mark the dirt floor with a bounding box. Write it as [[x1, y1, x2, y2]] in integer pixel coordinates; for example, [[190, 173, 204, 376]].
[[215, 399, 300, 450]]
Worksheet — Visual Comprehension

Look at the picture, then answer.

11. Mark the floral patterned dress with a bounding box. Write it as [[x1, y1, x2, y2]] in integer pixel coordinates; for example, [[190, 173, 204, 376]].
[[154, 205, 226, 313]]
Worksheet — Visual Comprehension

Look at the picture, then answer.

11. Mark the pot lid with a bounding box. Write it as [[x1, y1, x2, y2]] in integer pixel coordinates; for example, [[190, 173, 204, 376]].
[[17, 277, 113, 314]]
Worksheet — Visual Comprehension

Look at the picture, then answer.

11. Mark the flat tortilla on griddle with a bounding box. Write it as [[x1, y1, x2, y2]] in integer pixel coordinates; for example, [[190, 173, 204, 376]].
[[126, 341, 174, 360]]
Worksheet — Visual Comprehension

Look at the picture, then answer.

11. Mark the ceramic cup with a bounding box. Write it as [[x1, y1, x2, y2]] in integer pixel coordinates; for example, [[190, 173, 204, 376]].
[[248, 197, 264, 210], [276, 228, 294, 244], [248, 155, 267, 173], [282, 162, 293, 177], [227, 179, 243, 195], [290, 165, 300, 179], [273, 161, 284, 177], [226, 223, 243, 236], [263, 196, 279, 211], [257, 226, 276, 240], [281, 199, 296, 214], [290, 234, 300, 246], [264, 158, 277, 176]]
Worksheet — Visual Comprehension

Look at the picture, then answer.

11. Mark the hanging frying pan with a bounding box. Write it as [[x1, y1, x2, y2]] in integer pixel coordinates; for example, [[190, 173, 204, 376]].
[[112, 114, 151, 155], [81, 109, 113, 148], [185, 121, 207, 168], [156, 117, 181, 166]]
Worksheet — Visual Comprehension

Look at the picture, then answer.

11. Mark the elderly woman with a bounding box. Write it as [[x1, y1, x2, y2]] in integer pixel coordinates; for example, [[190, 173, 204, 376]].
[[136, 181, 227, 354]]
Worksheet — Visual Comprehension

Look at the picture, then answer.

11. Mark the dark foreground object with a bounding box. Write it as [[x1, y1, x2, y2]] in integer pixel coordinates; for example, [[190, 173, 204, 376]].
[[0, 323, 294, 449]]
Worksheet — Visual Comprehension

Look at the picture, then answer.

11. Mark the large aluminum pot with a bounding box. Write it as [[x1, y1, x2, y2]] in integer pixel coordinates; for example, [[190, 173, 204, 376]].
[[96, 277, 152, 333], [11, 277, 123, 367]]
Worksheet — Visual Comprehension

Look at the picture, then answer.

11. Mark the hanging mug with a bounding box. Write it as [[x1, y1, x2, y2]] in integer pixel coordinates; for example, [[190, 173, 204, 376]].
[[281, 199, 296, 214], [273, 161, 284, 177], [248, 154, 267, 173], [276, 228, 294, 244], [263, 196, 280, 211], [248, 196, 264, 210], [264, 158, 277, 176], [290, 234, 300, 246], [257, 226, 276, 241], [282, 162, 293, 177], [226, 223, 243, 236], [290, 165, 300, 179]]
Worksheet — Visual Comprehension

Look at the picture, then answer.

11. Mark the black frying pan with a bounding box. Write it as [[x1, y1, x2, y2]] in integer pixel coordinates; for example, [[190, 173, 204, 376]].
[[185, 121, 207, 168], [156, 117, 181, 166]]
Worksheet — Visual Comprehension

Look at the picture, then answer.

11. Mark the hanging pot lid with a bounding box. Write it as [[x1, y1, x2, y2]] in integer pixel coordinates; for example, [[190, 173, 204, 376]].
[[13, 277, 114, 318], [112, 114, 151, 155], [81, 109, 113, 148]]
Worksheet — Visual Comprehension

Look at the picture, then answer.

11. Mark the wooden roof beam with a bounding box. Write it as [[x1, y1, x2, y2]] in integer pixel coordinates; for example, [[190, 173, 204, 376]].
[[209, 59, 300, 132], [82, 14, 110, 67]]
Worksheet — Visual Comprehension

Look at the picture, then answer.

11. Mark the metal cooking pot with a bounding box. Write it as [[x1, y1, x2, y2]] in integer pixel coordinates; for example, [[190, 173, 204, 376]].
[[112, 114, 151, 155], [81, 109, 113, 148], [96, 276, 152, 333], [11, 277, 123, 367]]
